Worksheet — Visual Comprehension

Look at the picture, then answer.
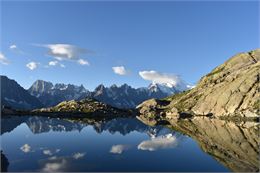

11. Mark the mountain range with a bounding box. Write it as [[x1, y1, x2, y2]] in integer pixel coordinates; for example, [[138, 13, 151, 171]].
[[1, 75, 189, 110], [28, 79, 187, 109]]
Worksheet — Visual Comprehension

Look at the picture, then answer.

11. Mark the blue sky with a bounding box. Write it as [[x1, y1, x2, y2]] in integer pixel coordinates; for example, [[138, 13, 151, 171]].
[[0, 1, 259, 90]]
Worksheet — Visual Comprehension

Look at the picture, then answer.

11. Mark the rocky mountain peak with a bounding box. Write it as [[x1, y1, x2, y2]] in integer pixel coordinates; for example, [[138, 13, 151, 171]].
[[29, 80, 53, 94], [110, 84, 117, 88], [94, 84, 106, 95], [54, 83, 67, 90], [120, 83, 130, 88], [148, 82, 179, 95]]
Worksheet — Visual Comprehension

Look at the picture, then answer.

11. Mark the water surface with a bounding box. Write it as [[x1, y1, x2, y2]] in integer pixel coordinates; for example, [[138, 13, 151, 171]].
[[1, 115, 251, 172]]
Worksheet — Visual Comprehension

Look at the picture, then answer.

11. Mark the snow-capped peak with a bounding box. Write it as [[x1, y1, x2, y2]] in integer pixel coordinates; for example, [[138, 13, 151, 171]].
[[147, 79, 194, 95], [148, 82, 178, 95]]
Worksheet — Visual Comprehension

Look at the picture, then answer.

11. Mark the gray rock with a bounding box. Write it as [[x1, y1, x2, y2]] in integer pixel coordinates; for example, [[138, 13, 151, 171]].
[[137, 49, 260, 119]]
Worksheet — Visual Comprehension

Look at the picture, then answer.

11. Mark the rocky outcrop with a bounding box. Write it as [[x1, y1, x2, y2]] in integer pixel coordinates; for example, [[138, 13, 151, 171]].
[[138, 116, 259, 172], [32, 98, 133, 117], [137, 49, 260, 119]]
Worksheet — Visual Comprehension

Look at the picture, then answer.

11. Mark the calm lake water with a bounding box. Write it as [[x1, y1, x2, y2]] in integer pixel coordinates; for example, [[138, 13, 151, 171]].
[[0, 115, 245, 172]]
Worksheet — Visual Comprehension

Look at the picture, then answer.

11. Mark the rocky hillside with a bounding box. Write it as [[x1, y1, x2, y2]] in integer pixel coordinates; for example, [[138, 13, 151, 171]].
[[137, 49, 260, 119], [1, 76, 43, 110], [32, 98, 133, 117]]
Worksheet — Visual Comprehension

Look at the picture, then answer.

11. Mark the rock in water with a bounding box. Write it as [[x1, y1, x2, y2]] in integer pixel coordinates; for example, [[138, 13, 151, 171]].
[[137, 49, 260, 119]]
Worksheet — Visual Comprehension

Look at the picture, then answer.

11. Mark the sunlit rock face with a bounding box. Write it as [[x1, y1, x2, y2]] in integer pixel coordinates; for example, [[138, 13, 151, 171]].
[[137, 49, 260, 119], [139, 116, 259, 172], [189, 49, 260, 117]]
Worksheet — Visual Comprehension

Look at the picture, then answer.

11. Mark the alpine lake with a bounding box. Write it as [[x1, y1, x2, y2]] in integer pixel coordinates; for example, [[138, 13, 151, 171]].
[[1, 115, 259, 172]]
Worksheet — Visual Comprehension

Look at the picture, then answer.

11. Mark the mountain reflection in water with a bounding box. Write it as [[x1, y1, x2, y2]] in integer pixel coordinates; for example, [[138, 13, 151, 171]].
[[1, 115, 259, 172], [1, 116, 171, 136]]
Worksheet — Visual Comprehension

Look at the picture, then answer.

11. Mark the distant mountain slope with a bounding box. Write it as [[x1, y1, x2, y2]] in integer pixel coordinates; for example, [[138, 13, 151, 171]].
[[137, 49, 260, 119], [28, 80, 91, 107], [1, 76, 43, 110]]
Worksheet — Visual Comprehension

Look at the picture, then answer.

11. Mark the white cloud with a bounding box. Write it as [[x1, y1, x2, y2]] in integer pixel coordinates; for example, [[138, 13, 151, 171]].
[[42, 158, 67, 172], [138, 134, 178, 151], [139, 70, 191, 90], [112, 66, 128, 75], [139, 70, 180, 86], [47, 61, 65, 68], [110, 145, 130, 154], [48, 61, 58, 66], [9, 44, 26, 54], [35, 44, 91, 66], [72, 152, 85, 160], [48, 156, 58, 160], [9, 44, 17, 49], [43, 150, 53, 156], [20, 144, 31, 153], [26, 61, 38, 70], [77, 59, 89, 65], [43, 149, 60, 156], [40, 152, 83, 172], [45, 44, 83, 60], [0, 52, 10, 65]]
